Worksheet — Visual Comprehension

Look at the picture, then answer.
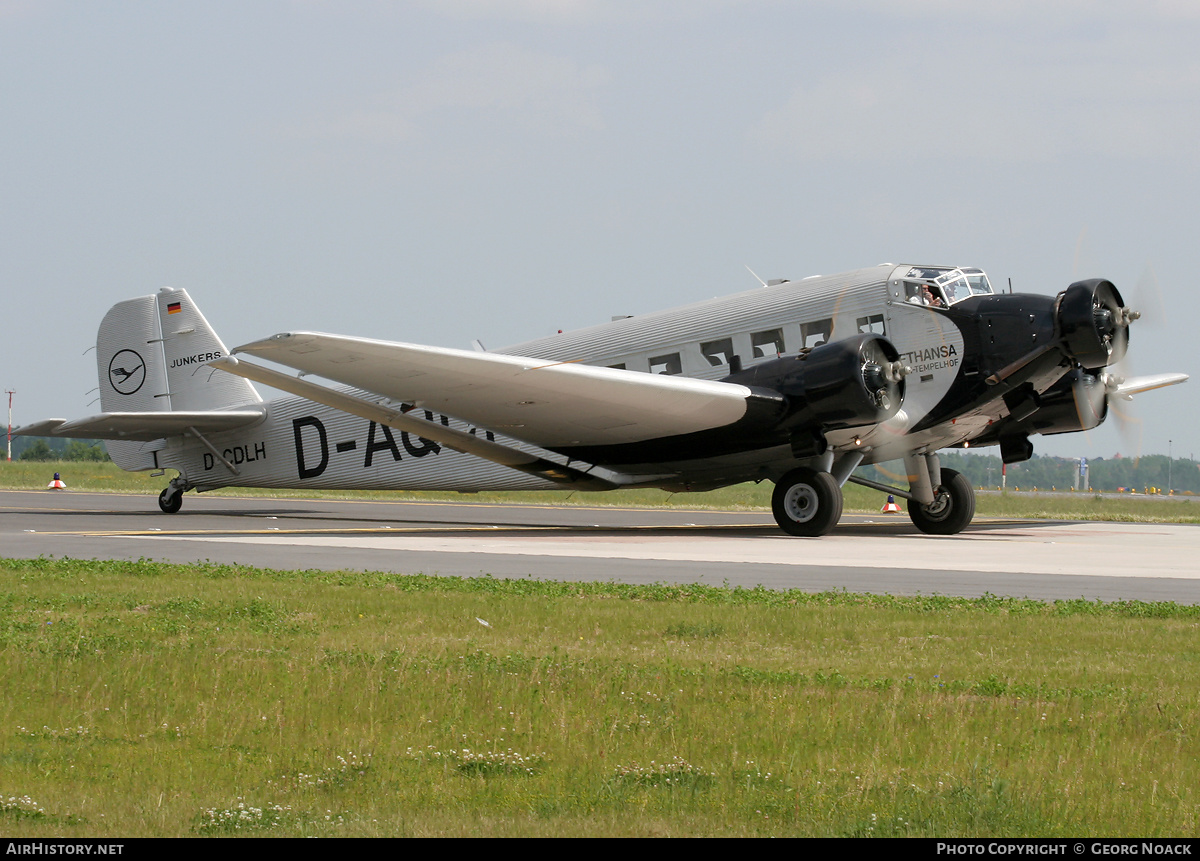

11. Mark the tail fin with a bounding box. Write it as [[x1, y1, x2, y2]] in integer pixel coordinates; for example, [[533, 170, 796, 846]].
[[97, 287, 261, 467]]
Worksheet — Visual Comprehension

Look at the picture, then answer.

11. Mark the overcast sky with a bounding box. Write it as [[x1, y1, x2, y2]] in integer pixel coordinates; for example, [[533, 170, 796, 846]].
[[3, 0, 1196, 461]]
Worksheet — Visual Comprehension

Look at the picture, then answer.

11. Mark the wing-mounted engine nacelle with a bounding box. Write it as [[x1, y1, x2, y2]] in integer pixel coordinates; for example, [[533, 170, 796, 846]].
[[724, 334, 907, 447], [972, 368, 1109, 464], [1008, 368, 1109, 437], [1057, 279, 1134, 369], [1034, 368, 1109, 434]]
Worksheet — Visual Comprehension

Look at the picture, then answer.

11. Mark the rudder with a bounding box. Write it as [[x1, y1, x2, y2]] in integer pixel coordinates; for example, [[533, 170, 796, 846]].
[[96, 287, 260, 468]]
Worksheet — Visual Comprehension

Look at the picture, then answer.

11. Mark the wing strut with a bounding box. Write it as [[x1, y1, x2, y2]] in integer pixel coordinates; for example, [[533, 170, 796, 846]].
[[186, 426, 240, 475], [209, 356, 642, 490]]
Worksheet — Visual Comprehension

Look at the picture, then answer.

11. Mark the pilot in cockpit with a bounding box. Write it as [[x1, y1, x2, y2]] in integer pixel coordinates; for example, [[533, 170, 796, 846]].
[[905, 282, 944, 307]]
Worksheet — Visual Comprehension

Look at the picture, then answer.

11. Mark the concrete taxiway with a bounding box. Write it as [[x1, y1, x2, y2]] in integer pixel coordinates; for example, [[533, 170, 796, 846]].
[[2, 489, 1198, 603]]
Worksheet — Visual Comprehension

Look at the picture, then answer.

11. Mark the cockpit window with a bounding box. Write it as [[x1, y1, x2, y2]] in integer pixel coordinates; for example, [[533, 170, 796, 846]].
[[936, 268, 993, 305], [902, 267, 992, 307], [904, 281, 947, 308], [935, 271, 969, 303], [905, 266, 952, 280], [962, 268, 993, 295]]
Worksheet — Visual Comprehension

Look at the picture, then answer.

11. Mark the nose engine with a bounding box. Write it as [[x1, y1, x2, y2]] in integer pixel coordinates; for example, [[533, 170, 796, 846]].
[[1057, 279, 1136, 369], [973, 277, 1146, 462]]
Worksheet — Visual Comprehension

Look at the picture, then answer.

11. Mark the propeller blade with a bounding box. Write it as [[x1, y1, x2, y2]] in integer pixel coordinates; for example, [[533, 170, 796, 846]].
[[1099, 371, 1188, 465], [1113, 372, 1189, 398], [1109, 395, 1144, 463], [1130, 262, 1167, 329]]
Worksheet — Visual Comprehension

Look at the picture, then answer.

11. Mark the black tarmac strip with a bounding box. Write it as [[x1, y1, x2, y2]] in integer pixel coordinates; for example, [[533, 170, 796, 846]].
[[1, 489, 1198, 604]]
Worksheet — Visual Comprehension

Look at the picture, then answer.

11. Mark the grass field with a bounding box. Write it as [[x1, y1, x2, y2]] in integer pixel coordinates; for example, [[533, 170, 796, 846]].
[[3, 459, 1198, 523], [3, 461, 1197, 836], [1, 557, 1198, 838]]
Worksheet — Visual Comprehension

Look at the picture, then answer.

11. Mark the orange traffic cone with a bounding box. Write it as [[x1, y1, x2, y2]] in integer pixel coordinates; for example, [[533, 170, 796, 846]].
[[881, 494, 901, 513], [47, 472, 66, 490]]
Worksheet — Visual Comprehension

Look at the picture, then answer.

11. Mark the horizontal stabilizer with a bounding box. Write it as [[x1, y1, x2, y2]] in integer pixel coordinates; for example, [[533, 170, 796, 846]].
[[209, 356, 634, 489], [15, 410, 265, 442], [229, 332, 756, 449]]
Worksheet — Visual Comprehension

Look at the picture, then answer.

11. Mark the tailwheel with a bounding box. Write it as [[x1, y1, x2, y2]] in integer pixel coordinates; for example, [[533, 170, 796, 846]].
[[908, 467, 974, 535], [158, 487, 183, 514], [771, 467, 843, 536]]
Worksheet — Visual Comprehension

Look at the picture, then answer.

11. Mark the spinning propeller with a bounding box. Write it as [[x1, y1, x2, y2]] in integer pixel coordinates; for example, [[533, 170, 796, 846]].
[[858, 337, 907, 413], [1070, 233, 1187, 458], [1081, 264, 1184, 460]]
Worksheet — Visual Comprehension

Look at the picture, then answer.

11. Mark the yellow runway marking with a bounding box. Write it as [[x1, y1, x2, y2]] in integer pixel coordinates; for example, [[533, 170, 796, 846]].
[[38, 521, 774, 538], [0, 489, 762, 516], [0, 504, 109, 513]]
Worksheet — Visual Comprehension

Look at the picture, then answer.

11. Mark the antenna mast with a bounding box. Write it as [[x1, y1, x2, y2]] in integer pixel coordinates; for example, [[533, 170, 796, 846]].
[[5, 390, 13, 462]]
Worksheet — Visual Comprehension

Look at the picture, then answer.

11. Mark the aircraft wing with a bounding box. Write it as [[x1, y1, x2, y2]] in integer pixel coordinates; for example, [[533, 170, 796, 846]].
[[14, 410, 265, 442], [227, 332, 764, 449]]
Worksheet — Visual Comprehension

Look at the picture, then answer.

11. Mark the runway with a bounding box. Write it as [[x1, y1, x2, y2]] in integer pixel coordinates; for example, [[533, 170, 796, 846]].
[[2, 489, 1198, 603]]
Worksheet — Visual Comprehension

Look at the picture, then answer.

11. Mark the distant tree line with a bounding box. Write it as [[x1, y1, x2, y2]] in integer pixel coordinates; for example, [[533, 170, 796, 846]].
[[6, 434, 1197, 493], [860, 450, 1200, 494], [8, 437, 110, 462]]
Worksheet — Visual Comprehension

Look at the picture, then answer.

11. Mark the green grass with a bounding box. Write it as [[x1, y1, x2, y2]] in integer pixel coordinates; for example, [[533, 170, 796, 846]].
[[1, 460, 160, 494], [971, 490, 1198, 523], [1, 557, 1198, 837], [4, 459, 1198, 523]]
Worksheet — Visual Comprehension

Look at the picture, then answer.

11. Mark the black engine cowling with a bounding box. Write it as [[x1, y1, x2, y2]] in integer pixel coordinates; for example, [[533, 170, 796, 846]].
[[1008, 368, 1109, 437], [1057, 279, 1129, 369], [723, 333, 905, 432], [1032, 368, 1108, 435], [974, 368, 1108, 458], [554, 334, 907, 467]]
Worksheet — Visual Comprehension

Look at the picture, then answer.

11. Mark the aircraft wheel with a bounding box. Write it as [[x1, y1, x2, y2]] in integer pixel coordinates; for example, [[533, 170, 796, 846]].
[[908, 468, 974, 535], [771, 468, 843, 536], [158, 487, 183, 514]]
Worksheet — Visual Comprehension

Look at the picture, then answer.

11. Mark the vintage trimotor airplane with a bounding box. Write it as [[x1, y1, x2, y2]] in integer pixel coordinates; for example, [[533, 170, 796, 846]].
[[17, 263, 1187, 536]]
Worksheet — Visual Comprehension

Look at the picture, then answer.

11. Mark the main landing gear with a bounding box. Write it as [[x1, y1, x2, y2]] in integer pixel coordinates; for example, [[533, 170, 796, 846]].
[[907, 467, 975, 535], [848, 452, 974, 535], [782, 451, 978, 538], [771, 467, 843, 537], [157, 478, 189, 514]]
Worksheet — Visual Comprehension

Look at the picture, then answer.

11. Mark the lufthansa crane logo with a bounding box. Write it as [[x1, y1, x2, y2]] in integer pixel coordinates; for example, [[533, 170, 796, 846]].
[[108, 349, 146, 395]]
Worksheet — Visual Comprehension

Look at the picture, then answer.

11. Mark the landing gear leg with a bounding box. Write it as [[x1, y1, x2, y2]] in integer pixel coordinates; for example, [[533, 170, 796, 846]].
[[771, 467, 843, 536], [158, 478, 188, 514], [908, 467, 975, 535]]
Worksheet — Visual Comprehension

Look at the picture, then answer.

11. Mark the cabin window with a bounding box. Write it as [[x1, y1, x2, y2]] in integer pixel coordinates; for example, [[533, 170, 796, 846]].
[[801, 319, 832, 348], [856, 314, 885, 335], [700, 338, 735, 367], [751, 329, 784, 358], [649, 353, 682, 375]]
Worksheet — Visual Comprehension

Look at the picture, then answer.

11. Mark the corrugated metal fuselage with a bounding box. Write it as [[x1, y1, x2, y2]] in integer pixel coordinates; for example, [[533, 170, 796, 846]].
[[158, 263, 1062, 494]]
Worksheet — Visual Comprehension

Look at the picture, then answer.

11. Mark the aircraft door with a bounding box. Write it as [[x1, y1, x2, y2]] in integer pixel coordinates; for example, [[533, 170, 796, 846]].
[[883, 278, 965, 425]]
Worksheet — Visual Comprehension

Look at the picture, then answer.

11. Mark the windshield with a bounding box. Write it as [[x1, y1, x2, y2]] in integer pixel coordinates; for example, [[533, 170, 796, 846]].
[[902, 266, 994, 307], [962, 268, 993, 295], [935, 268, 993, 305]]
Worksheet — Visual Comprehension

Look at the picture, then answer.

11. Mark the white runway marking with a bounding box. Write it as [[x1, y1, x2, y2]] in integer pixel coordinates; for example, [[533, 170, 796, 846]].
[[134, 521, 1200, 579]]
